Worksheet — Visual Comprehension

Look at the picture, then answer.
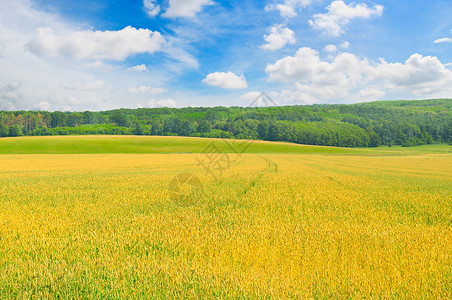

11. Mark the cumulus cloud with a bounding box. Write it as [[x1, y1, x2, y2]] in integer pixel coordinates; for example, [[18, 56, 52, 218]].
[[143, 0, 160, 17], [1, 82, 23, 100], [47, 95, 85, 110], [202, 71, 248, 89], [261, 24, 296, 51], [163, 0, 214, 18], [147, 98, 178, 107], [0, 1, 164, 111], [80, 60, 113, 71], [266, 47, 452, 103], [266, 47, 371, 83], [340, 41, 350, 49], [434, 29, 452, 44], [324, 44, 337, 53], [240, 91, 262, 101], [324, 42, 348, 53], [2, 91, 23, 101], [0, 82, 24, 110], [0, 44, 4, 56], [64, 80, 106, 91], [25, 26, 165, 61], [373, 54, 451, 87], [127, 64, 147, 72], [309, 1, 383, 36], [265, 0, 315, 19], [357, 88, 385, 100], [128, 86, 167, 94], [434, 37, 452, 44], [34, 101, 51, 111]]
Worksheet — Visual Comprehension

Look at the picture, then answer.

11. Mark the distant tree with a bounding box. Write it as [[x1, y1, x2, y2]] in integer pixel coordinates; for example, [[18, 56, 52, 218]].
[[232, 119, 246, 136], [245, 119, 259, 131], [9, 124, 23, 137], [133, 123, 144, 135], [0, 125, 9, 137], [0, 99, 449, 147], [268, 121, 281, 141], [163, 117, 182, 135], [197, 120, 212, 133], [110, 113, 129, 127], [151, 119, 163, 135], [67, 113, 83, 127], [204, 111, 218, 122], [367, 129, 382, 147], [257, 121, 270, 140], [180, 120, 195, 136], [50, 111, 67, 128], [82, 111, 96, 124]]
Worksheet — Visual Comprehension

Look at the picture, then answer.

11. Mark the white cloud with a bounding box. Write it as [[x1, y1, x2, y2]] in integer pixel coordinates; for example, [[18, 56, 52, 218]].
[[0, 82, 24, 110], [68, 97, 82, 106], [273, 88, 323, 104], [265, 0, 315, 19], [128, 86, 167, 94], [357, 88, 385, 100], [162, 35, 200, 69], [80, 60, 113, 71], [127, 64, 147, 72], [266, 47, 452, 103], [266, 47, 372, 83], [324, 44, 337, 53], [143, 0, 160, 17], [26, 26, 165, 61], [147, 98, 178, 107], [340, 41, 350, 49], [240, 91, 262, 101], [261, 24, 296, 51], [434, 37, 452, 44], [0, 1, 144, 111], [157, 99, 177, 107], [1, 82, 23, 100], [0, 45, 4, 56], [151, 87, 167, 94], [202, 71, 248, 89], [34, 101, 51, 111], [372, 54, 451, 87], [309, 1, 383, 36], [129, 86, 151, 94], [64, 80, 106, 91], [3, 91, 23, 101], [47, 95, 85, 110], [163, 0, 214, 18]]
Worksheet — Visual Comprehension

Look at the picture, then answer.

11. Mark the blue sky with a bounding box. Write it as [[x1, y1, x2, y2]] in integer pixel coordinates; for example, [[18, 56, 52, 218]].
[[0, 0, 451, 111]]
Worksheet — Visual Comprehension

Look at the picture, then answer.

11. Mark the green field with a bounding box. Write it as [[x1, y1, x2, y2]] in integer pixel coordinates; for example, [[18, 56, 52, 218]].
[[0, 135, 450, 155], [0, 136, 451, 298]]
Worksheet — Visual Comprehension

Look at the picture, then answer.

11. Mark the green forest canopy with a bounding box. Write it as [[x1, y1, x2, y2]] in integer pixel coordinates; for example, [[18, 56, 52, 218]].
[[0, 99, 451, 148]]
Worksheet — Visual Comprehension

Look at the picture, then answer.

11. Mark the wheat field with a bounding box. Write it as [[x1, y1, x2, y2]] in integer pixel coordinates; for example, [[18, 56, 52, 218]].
[[0, 143, 451, 298]]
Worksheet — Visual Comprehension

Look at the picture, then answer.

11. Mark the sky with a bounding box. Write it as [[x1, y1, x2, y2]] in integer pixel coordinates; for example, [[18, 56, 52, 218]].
[[0, 0, 451, 111]]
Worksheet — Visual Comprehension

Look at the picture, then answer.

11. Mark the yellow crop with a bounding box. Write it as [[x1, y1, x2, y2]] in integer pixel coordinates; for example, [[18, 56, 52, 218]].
[[0, 153, 451, 298]]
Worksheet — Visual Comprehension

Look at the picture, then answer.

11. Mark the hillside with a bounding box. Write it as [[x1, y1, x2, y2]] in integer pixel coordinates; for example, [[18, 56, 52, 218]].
[[0, 99, 450, 148]]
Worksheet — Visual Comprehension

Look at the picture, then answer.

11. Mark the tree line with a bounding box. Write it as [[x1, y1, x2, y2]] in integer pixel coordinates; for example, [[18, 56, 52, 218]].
[[0, 99, 450, 147]]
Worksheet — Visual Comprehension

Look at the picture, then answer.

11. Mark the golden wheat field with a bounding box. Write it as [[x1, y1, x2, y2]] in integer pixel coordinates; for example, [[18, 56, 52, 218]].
[[0, 148, 451, 298]]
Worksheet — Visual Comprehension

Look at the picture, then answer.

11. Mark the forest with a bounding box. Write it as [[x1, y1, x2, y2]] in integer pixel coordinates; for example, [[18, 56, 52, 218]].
[[0, 99, 450, 148]]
